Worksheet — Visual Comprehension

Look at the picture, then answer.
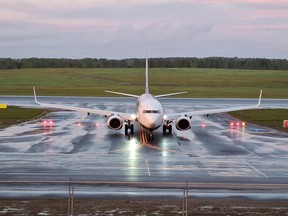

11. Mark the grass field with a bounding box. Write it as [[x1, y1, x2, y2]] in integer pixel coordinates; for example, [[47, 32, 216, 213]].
[[0, 106, 50, 128], [0, 68, 287, 98], [230, 109, 288, 132], [0, 68, 286, 130]]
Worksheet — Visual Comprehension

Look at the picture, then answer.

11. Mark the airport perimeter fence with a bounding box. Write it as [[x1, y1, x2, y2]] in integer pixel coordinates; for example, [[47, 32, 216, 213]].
[[1, 184, 288, 200], [1, 183, 288, 216]]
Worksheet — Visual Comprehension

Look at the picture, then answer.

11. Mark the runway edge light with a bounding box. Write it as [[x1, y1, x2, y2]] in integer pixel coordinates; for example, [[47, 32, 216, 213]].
[[283, 120, 288, 128], [0, 104, 7, 109]]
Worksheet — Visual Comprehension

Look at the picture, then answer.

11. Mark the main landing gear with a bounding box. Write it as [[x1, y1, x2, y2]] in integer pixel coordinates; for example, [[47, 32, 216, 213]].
[[124, 121, 134, 135], [163, 122, 172, 134]]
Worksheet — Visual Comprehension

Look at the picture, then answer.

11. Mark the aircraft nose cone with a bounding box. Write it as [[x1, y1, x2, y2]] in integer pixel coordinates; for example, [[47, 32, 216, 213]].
[[146, 115, 162, 129]]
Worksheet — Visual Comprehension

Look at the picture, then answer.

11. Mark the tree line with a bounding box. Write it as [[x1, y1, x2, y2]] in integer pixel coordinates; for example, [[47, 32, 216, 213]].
[[0, 57, 288, 70]]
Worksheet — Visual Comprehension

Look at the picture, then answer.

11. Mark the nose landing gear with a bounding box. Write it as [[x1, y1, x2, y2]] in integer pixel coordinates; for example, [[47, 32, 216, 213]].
[[148, 133, 154, 141], [125, 121, 134, 135]]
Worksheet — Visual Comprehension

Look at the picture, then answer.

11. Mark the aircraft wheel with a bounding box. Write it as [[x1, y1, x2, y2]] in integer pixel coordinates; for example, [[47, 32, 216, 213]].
[[130, 124, 134, 134], [168, 125, 172, 134], [125, 124, 128, 135], [163, 125, 167, 134]]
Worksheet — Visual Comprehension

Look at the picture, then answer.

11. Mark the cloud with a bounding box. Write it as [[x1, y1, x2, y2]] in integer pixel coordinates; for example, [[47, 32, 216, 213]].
[[232, 24, 288, 30], [0, 0, 287, 58]]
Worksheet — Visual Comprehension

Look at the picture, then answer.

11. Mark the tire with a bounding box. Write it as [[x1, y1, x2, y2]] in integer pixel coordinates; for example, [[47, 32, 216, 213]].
[[168, 125, 172, 134], [163, 125, 167, 134]]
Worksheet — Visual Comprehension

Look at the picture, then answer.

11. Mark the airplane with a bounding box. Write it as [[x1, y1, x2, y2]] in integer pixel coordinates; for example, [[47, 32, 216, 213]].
[[33, 58, 262, 140]]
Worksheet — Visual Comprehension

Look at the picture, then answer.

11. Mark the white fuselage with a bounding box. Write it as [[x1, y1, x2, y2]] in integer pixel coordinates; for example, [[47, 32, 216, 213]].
[[136, 94, 164, 131]]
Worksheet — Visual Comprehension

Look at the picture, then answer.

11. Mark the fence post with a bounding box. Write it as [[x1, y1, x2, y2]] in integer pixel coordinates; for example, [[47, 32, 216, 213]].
[[182, 181, 188, 216], [68, 178, 74, 216]]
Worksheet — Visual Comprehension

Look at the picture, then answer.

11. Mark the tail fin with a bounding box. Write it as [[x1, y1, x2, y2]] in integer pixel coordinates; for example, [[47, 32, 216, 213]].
[[145, 58, 149, 94]]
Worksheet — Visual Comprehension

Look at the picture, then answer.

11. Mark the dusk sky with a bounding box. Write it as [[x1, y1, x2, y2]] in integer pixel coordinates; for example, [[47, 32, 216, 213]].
[[0, 0, 287, 59]]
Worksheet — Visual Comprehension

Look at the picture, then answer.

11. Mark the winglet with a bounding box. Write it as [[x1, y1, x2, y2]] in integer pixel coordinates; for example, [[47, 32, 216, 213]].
[[256, 89, 262, 107], [33, 86, 40, 104]]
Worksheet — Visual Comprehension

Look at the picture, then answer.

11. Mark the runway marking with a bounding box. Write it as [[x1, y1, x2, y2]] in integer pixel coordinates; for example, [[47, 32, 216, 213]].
[[139, 128, 178, 153], [146, 159, 151, 176], [250, 131, 278, 135], [245, 161, 269, 178]]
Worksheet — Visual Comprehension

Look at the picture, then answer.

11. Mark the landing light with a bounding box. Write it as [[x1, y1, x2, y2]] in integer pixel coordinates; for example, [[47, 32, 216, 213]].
[[131, 114, 137, 120], [163, 115, 168, 120], [201, 123, 206, 128]]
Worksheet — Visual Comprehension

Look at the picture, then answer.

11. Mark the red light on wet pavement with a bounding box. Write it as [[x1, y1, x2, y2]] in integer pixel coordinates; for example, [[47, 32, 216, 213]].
[[230, 121, 246, 127], [42, 120, 54, 127]]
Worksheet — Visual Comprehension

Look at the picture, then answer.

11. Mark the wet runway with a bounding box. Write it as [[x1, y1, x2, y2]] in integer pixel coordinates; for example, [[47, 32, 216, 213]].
[[0, 96, 287, 190]]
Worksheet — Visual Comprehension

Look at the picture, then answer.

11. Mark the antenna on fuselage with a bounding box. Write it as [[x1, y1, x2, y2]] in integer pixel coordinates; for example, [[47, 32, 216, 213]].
[[145, 57, 149, 94]]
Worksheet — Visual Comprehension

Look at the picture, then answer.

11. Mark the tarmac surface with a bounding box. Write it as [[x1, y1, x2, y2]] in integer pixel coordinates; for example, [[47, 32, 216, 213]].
[[0, 96, 287, 198]]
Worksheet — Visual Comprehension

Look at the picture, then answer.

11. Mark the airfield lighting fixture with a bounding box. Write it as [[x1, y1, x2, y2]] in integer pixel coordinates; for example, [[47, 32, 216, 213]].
[[131, 114, 137, 120], [230, 121, 246, 128]]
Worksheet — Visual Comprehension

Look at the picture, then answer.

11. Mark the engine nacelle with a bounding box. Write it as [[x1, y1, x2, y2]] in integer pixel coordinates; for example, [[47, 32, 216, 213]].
[[175, 116, 191, 131], [107, 116, 123, 130]]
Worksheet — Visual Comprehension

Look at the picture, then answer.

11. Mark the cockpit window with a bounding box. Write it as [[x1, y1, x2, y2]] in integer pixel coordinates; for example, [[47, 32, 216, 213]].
[[143, 110, 160, 114]]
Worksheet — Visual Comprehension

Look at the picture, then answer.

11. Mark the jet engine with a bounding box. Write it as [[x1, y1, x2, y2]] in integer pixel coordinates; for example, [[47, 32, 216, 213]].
[[175, 116, 191, 131], [107, 116, 123, 130]]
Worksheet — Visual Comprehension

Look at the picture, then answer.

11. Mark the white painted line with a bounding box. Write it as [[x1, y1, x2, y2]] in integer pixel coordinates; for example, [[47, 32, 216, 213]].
[[146, 159, 151, 176], [245, 161, 268, 178]]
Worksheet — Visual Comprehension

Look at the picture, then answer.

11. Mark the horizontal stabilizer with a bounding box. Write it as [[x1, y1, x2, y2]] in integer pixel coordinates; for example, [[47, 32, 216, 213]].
[[155, 91, 187, 98], [105, 90, 139, 98]]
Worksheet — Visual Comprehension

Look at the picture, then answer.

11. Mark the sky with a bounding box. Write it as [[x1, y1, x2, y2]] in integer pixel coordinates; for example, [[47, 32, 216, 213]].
[[0, 0, 288, 59]]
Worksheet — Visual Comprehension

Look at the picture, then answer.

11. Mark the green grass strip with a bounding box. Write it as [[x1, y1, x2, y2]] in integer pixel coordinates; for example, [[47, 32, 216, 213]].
[[0, 68, 287, 98], [0, 106, 50, 128], [229, 109, 288, 132]]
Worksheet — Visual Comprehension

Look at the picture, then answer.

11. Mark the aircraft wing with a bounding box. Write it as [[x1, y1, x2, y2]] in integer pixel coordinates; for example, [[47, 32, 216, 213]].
[[165, 90, 262, 121], [33, 87, 135, 121]]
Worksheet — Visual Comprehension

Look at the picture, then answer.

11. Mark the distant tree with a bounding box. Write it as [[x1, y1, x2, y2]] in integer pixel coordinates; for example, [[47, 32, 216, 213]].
[[0, 57, 287, 70]]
